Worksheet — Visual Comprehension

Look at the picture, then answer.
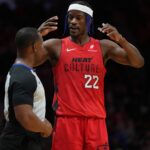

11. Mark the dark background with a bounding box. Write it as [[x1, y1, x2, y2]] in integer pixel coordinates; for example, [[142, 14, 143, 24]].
[[0, 0, 150, 150]]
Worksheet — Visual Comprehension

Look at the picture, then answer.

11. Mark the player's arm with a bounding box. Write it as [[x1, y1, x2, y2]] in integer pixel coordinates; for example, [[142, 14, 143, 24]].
[[32, 16, 59, 67], [98, 23, 144, 68], [38, 16, 61, 66], [43, 39, 61, 66]]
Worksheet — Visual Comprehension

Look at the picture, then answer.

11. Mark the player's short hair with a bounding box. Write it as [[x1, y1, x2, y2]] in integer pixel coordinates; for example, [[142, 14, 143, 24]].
[[15, 27, 40, 50]]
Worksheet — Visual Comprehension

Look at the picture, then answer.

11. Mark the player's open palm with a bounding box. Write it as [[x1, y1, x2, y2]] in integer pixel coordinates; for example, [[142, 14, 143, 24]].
[[38, 16, 58, 36], [98, 23, 123, 43]]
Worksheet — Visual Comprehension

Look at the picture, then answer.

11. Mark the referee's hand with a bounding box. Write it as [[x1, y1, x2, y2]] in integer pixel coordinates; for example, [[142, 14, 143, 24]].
[[41, 119, 53, 137]]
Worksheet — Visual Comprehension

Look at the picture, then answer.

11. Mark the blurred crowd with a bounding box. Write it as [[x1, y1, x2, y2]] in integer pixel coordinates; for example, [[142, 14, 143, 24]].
[[0, 0, 150, 150]]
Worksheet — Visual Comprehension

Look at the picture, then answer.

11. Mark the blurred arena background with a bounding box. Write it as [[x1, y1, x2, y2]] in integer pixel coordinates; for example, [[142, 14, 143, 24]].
[[0, 0, 150, 149]]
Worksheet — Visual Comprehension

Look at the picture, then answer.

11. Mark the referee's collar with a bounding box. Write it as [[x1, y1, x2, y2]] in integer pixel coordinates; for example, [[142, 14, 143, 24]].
[[13, 63, 34, 71]]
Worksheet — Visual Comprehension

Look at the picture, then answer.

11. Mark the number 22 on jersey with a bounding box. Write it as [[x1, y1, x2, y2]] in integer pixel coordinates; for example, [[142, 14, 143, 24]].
[[84, 74, 99, 89]]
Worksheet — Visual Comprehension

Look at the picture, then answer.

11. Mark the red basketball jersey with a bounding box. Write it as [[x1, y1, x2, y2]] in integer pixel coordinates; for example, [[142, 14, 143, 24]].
[[52, 37, 106, 118]]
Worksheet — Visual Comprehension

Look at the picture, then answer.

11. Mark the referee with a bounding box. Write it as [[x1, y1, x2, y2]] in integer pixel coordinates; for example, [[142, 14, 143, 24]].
[[0, 27, 52, 150]]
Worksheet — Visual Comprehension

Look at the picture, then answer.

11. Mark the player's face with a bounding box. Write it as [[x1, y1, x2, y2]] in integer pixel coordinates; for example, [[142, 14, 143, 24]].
[[68, 10, 87, 38]]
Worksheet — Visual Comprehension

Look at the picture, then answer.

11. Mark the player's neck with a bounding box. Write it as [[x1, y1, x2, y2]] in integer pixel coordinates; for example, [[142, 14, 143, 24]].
[[70, 34, 90, 46]]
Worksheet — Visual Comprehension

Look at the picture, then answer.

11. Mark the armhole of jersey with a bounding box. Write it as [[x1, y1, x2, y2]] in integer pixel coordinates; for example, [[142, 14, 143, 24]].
[[52, 39, 64, 69], [30, 70, 38, 92], [95, 39, 107, 73]]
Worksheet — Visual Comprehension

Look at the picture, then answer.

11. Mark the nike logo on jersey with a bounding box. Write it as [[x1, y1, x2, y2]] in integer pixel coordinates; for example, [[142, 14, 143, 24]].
[[88, 44, 97, 52], [66, 48, 77, 52], [90, 44, 94, 49]]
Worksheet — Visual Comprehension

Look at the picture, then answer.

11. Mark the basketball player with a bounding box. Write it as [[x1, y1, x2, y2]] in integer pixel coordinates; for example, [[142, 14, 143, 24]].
[[38, 1, 144, 150], [0, 27, 53, 150]]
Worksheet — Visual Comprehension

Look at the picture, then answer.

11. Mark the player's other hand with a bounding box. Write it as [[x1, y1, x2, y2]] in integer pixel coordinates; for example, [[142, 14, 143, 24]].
[[98, 23, 123, 43], [38, 16, 58, 37]]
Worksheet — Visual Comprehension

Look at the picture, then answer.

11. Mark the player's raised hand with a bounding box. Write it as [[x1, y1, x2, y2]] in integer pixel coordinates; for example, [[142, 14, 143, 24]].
[[98, 23, 123, 43], [38, 16, 58, 37]]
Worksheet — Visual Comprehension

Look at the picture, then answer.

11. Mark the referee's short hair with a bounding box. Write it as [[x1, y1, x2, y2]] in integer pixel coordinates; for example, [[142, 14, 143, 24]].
[[15, 27, 40, 50]]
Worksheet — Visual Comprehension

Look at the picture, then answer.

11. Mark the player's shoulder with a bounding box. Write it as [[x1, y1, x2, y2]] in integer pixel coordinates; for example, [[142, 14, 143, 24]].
[[100, 39, 117, 48], [44, 38, 61, 46], [100, 39, 120, 58], [44, 38, 62, 52]]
